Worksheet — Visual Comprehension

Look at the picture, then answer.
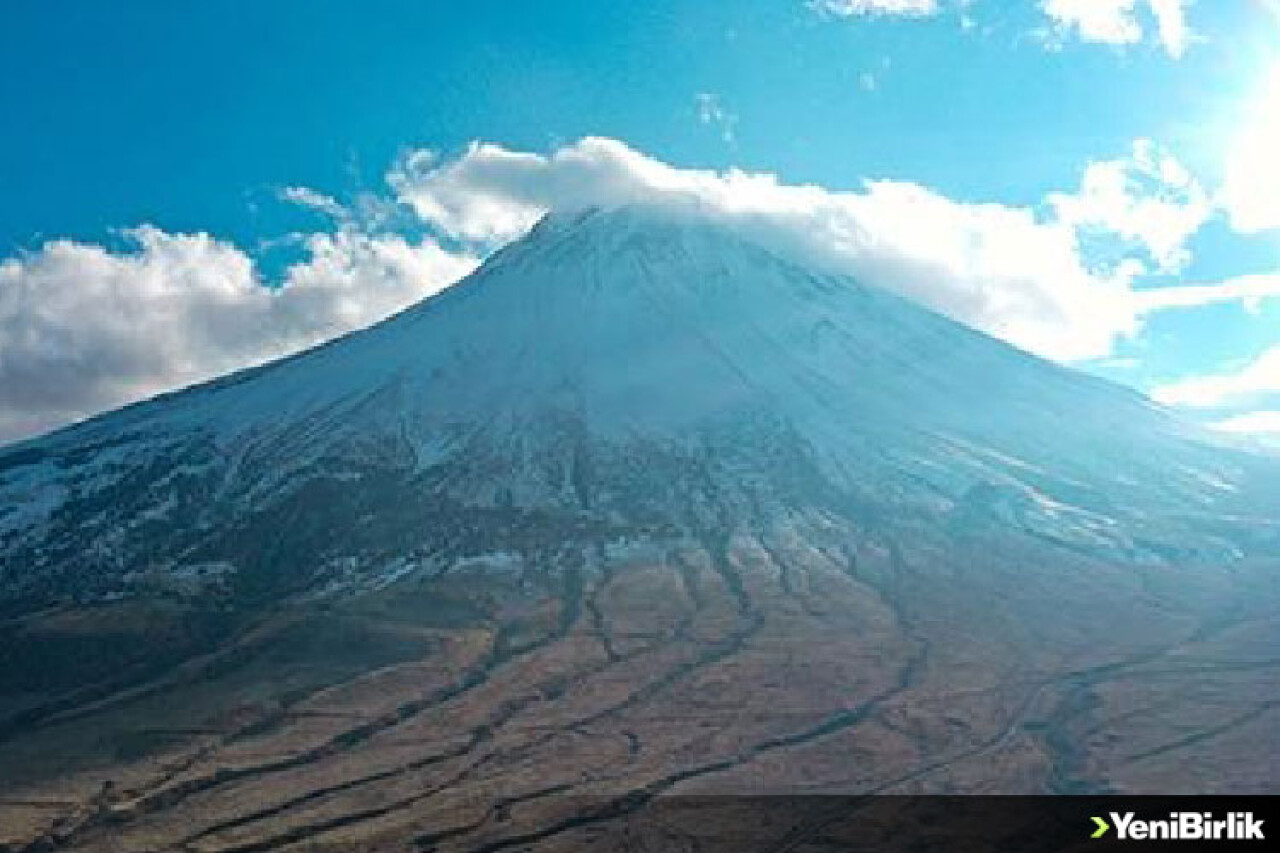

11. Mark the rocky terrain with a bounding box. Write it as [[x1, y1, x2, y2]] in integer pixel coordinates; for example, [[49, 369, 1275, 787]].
[[1, 206, 1277, 851]]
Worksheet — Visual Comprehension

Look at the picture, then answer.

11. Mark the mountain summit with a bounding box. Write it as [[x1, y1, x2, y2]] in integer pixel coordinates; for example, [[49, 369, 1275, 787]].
[[2, 205, 1278, 849]]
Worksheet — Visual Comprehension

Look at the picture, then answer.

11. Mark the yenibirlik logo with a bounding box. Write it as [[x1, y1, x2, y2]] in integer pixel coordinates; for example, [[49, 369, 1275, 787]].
[[1091, 812, 1265, 841]]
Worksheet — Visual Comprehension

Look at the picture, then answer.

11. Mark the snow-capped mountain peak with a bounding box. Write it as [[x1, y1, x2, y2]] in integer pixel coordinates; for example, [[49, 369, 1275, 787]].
[[2, 205, 1277, 607]]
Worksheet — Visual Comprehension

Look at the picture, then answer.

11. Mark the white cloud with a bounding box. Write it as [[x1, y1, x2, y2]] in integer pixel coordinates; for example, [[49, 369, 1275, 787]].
[[1214, 410, 1280, 436], [809, 0, 1195, 56], [1147, 0, 1193, 58], [1040, 0, 1194, 58], [1049, 138, 1211, 274], [1043, 0, 1143, 46], [1220, 65, 1280, 234], [275, 229, 478, 338], [0, 226, 476, 443], [809, 0, 940, 16], [1152, 346, 1280, 408], [390, 136, 1218, 362], [1134, 273, 1280, 314]]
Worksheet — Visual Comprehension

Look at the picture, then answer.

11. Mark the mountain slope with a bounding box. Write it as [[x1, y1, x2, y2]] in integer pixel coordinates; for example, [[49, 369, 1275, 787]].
[[4, 206, 1274, 606], [1, 206, 1278, 850]]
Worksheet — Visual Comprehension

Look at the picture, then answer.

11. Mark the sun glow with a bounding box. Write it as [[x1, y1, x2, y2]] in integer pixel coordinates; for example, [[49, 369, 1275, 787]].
[[1220, 59, 1280, 234]]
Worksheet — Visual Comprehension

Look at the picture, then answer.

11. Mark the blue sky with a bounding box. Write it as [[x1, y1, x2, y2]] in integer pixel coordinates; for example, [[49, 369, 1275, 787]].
[[2, 0, 1280, 443]]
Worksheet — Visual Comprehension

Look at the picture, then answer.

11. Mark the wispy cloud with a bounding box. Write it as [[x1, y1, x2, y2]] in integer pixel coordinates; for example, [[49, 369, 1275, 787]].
[[1152, 346, 1280, 408], [279, 186, 348, 220], [810, 0, 1196, 57], [1135, 273, 1280, 314], [808, 0, 940, 17], [1214, 409, 1280, 436], [694, 93, 739, 143]]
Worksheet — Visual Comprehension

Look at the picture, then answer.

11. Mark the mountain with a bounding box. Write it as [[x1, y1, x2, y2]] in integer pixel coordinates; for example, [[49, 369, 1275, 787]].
[[2, 206, 1278, 851]]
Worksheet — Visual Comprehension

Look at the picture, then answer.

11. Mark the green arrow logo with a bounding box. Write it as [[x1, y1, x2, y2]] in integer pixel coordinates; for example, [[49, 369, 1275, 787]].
[[1091, 816, 1111, 839]]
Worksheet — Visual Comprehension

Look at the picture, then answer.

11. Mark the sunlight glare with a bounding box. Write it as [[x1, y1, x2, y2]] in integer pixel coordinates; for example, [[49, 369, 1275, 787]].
[[1220, 58, 1280, 233]]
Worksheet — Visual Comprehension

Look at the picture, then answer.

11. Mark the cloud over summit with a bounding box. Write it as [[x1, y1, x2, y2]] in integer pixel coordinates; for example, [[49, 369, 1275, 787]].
[[392, 136, 1210, 363]]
